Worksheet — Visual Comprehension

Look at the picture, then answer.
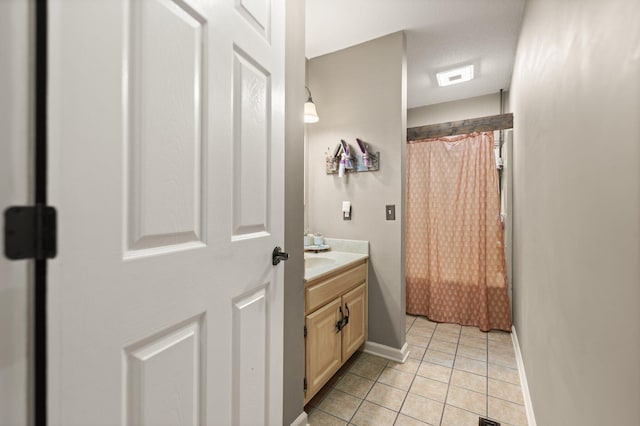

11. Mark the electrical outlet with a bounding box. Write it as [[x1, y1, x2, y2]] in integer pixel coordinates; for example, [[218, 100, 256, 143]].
[[385, 205, 395, 220]]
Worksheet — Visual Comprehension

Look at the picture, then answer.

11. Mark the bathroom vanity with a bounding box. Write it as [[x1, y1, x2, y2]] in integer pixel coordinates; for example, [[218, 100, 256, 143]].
[[303, 241, 369, 403]]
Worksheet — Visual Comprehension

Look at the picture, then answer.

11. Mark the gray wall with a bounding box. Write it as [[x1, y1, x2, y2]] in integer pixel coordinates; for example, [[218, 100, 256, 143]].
[[283, 0, 306, 423], [0, 1, 33, 424], [510, 0, 640, 424], [307, 32, 407, 349], [407, 92, 503, 128]]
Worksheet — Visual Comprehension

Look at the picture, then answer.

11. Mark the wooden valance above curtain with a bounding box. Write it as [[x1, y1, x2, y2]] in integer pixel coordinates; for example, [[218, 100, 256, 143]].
[[407, 113, 513, 142]]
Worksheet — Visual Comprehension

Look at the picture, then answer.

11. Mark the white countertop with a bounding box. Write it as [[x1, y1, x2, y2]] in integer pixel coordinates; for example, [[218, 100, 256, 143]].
[[304, 251, 368, 282]]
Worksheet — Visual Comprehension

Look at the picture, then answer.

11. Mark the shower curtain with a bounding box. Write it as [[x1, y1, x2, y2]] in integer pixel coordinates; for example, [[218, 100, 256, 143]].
[[405, 132, 511, 332]]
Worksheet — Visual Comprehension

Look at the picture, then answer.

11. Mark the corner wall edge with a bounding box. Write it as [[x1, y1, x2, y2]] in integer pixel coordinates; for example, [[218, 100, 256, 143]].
[[363, 341, 409, 363]]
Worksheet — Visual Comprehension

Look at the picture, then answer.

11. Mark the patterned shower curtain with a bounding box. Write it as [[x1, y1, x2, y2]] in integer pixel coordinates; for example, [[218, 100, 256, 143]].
[[405, 132, 511, 331]]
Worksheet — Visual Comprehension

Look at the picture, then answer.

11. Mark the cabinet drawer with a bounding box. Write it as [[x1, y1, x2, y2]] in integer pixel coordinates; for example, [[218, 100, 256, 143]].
[[306, 262, 366, 314]]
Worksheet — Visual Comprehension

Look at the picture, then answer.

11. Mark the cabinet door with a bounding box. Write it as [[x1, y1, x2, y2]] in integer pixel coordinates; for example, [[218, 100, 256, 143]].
[[305, 298, 342, 401], [341, 283, 367, 361]]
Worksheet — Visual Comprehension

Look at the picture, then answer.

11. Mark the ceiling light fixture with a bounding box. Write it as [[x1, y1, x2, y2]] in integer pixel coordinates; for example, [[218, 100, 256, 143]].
[[436, 65, 474, 87], [304, 86, 319, 123]]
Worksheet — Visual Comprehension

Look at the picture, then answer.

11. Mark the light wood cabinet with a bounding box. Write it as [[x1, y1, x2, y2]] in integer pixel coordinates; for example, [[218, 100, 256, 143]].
[[304, 259, 368, 403], [341, 283, 367, 361], [305, 298, 342, 399]]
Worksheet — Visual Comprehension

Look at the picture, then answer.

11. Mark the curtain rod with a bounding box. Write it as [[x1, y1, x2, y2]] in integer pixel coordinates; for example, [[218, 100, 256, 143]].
[[407, 113, 513, 142]]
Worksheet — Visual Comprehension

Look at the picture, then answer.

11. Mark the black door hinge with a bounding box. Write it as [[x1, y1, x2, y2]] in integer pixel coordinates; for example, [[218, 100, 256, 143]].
[[4, 205, 57, 260], [304, 325, 307, 338], [303, 377, 307, 392]]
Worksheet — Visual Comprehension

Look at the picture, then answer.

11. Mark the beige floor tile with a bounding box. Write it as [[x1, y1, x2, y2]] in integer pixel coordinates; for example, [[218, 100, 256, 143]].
[[417, 361, 452, 383], [441, 404, 483, 426], [460, 325, 488, 339], [450, 369, 486, 394], [388, 358, 420, 375], [407, 328, 433, 344], [432, 329, 460, 344], [366, 382, 407, 411], [423, 349, 455, 368], [358, 352, 389, 366], [488, 378, 524, 405], [407, 325, 434, 339], [378, 366, 416, 391], [446, 385, 486, 416], [349, 358, 386, 380], [351, 401, 397, 426], [435, 322, 461, 333], [454, 355, 487, 376], [307, 408, 348, 426], [317, 389, 362, 422], [406, 333, 430, 348], [409, 375, 448, 402], [488, 363, 520, 385], [487, 330, 512, 344], [393, 413, 430, 426], [407, 344, 426, 360], [458, 334, 487, 350], [413, 317, 438, 327], [488, 350, 517, 368], [306, 378, 334, 409], [405, 323, 412, 332], [334, 373, 375, 399], [456, 343, 488, 362], [488, 396, 528, 426], [410, 319, 436, 329], [489, 339, 515, 354], [410, 324, 436, 336], [411, 327, 437, 336], [400, 393, 444, 426], [427, 338, 457, 354], [411, 320, 436, 334]]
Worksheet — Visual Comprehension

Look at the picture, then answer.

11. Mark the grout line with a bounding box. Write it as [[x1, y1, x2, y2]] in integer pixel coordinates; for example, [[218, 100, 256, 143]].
[[341, 353, 389, 424], [437, 325, 460, 426], [398, 316, 433, 424]]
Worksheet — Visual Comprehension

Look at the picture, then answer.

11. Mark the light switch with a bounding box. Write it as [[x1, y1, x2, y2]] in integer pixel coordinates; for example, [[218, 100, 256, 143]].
[[386, 205, 395, 220], [342, 201, 351, 220]]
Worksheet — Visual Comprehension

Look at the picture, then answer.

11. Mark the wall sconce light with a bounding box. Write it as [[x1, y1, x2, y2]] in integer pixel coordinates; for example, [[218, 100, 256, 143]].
[[304, 86, 319, 123]]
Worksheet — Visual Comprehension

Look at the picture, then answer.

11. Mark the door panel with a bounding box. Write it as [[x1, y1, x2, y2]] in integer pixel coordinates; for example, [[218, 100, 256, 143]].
[[235, 0, 270, 39], [341, 283, 367, 361], [232, 48, 270, 239], [232, 285, 269, 425], [126, 0, 206, 254], [305, 298, 342, 401], [47, 0, 285, 424], [125, 316, 204, 425]]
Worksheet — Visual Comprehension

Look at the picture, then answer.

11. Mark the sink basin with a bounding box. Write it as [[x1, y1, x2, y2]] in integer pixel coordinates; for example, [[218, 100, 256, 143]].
[[305, 257, 336, 269]]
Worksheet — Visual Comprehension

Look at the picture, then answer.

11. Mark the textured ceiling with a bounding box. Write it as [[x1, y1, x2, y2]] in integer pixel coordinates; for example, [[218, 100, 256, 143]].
[[306, 0, 525, 109]]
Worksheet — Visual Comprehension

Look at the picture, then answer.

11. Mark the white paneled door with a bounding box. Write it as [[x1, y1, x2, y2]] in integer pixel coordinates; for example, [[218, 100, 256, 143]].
[[47, 0, 285, 424]]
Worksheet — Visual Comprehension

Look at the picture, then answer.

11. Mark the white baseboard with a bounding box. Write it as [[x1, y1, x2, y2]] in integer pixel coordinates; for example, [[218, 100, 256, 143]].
[[511, 326, 537, 426], [289, 411, 308, 426], [363, 341, 410, 363]]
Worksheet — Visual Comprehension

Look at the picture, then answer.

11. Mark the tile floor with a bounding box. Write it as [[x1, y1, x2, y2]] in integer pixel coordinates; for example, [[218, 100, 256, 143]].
[[305, 315, 528, 426]]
